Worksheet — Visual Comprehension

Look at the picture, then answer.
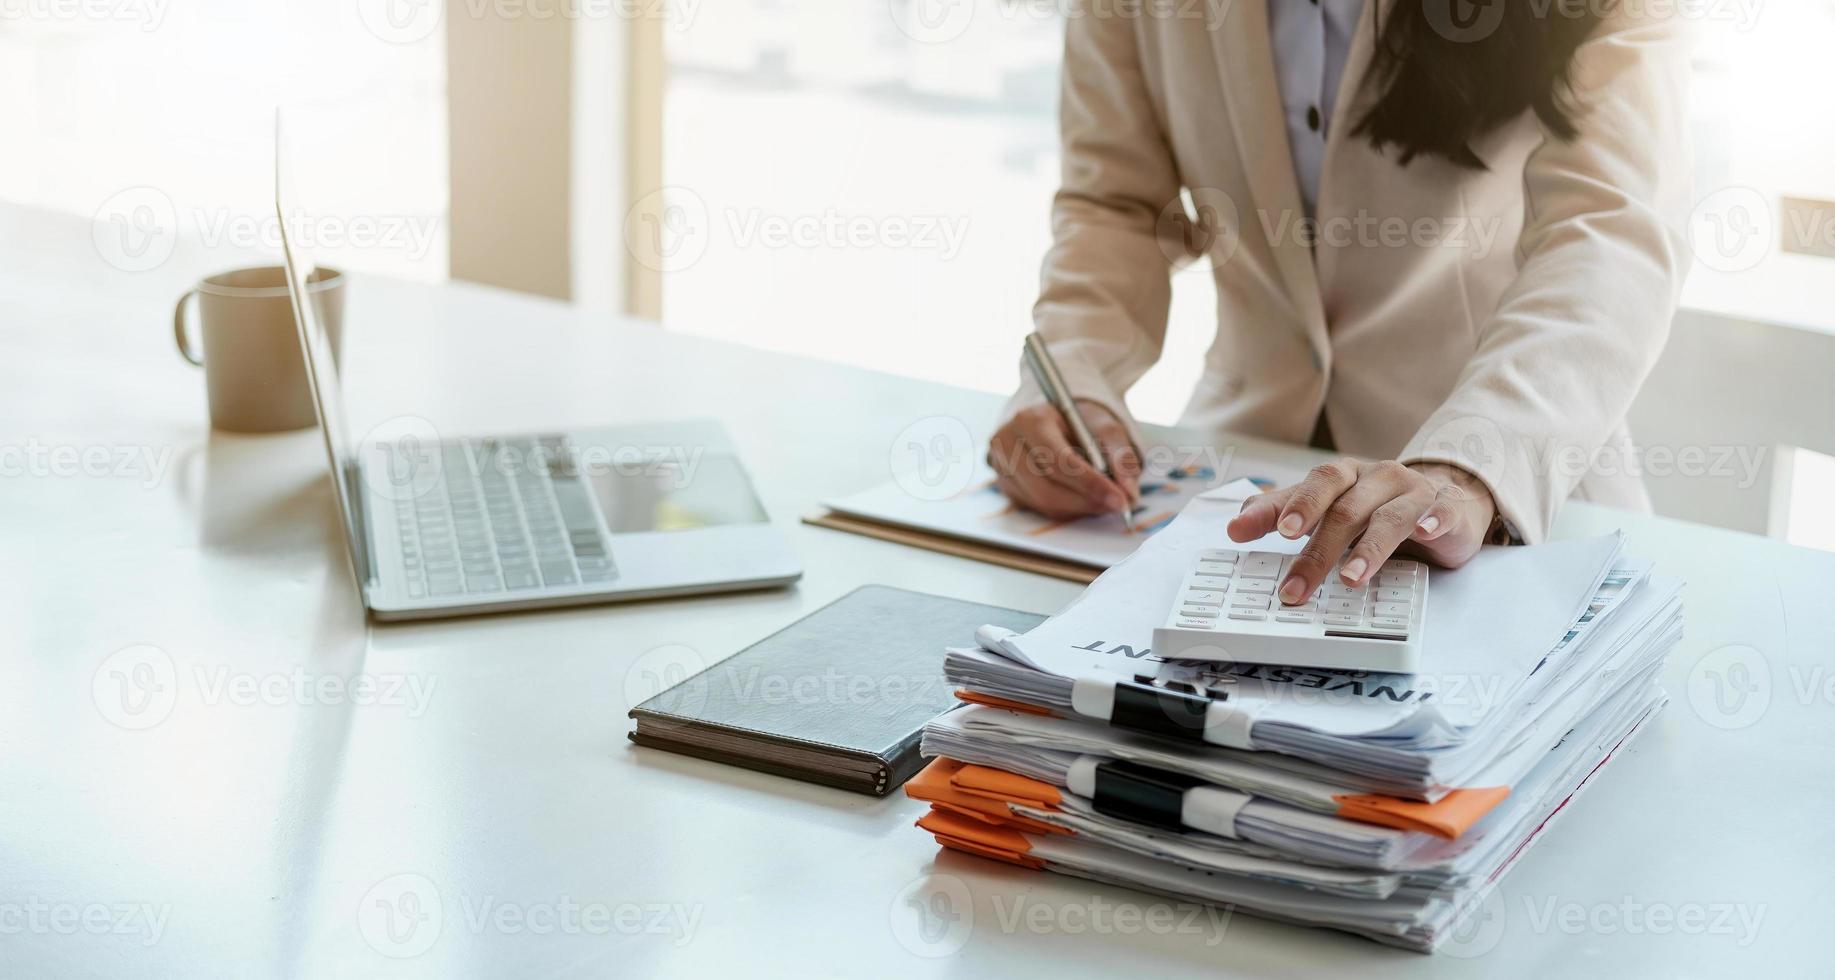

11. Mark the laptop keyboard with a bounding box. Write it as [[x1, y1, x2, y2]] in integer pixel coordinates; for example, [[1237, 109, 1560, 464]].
[[387, 435, 617, 598]]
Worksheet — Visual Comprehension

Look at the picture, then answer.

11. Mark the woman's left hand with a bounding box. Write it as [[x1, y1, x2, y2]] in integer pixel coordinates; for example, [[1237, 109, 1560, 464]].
[[1226, 460, 1497, 606]]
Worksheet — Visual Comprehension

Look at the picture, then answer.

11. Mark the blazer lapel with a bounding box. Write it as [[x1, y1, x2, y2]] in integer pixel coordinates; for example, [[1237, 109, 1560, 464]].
[[1315, 0, 1388, 308], [1208, 0, 1327, 355], [1329, 0, 1387, 138]]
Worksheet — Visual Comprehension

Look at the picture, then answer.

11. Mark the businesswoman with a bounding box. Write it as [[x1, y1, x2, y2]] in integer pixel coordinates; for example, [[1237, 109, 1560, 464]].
[[991, 0, 1691, 604]]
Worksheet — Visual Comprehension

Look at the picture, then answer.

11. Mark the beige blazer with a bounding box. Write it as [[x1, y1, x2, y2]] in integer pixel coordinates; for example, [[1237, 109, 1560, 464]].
[[1008, 0, 1695, 543]]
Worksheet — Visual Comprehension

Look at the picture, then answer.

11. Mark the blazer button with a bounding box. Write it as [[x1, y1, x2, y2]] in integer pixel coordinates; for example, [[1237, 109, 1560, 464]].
[[1307, 106, 1322, 132]]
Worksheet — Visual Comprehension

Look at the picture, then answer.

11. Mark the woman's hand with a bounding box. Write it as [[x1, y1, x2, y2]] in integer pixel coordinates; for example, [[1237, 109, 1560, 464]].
[[989, 399, 1141, 520], [1226, 459, 1496, 605]]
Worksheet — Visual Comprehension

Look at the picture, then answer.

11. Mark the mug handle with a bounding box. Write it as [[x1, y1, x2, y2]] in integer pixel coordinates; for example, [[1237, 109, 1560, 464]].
[[173, 289, 203, 366]]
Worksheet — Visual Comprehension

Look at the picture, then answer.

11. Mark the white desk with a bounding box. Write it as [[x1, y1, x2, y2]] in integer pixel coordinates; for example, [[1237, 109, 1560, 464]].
[[2, 202, 1831, 978]]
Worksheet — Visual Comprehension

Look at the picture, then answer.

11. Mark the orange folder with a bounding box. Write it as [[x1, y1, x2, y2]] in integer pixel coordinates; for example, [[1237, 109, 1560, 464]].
[[946, 690, 1509, 838], [1332, 788, 1509, 839], [915, 806, 1047, 869], [904, 758, 1066, 836], [952, 689, 1053, 716]]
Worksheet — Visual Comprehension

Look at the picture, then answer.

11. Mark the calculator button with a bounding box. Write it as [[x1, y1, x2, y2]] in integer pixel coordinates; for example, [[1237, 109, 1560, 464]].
[[1373, 602, 1411, 619], [1176, 617, 1217, 630], [1381, 559, 1421, 574], [1325, 597, 1364, 614], [1375, 573, 1413, 588], [1375, 587, 1414, 603], [1184, 590, 1226, 605], [1369, 616, 1410, 631], [1197, 558, 1236, 574], [1326, 582, 1364, 598], [1238, 555, 1282, 578], [1229, 594, 1271, 610], [1192, 575, 1233, 591], [1323, 613, 1363, 627], [1274, 610, 1315, 623], [1180, 606, 1218, 619], [1227, 609, 1267, 621], [1233, 579, 1275, 595], [1199, 550, 1243, 560]]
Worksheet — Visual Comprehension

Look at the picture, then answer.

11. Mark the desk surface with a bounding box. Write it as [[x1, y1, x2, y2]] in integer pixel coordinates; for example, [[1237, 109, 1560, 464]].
[[2, 203, 1832, 978]]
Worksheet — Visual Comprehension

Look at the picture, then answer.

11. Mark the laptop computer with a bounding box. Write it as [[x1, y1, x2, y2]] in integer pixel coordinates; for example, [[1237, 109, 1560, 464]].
[[274, 136, 801, 620]]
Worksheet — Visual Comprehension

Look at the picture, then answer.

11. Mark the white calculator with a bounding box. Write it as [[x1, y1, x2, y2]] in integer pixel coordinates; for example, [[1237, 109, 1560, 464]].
[[1151, 549, 1428, 673]]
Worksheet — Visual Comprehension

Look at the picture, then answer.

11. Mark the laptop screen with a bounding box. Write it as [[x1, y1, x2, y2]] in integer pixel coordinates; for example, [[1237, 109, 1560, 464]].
[[276, 114, 373, 592]]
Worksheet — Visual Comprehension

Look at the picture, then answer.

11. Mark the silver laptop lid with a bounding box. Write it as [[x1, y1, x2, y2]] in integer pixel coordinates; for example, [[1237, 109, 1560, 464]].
[[275, 111, 374, 595]]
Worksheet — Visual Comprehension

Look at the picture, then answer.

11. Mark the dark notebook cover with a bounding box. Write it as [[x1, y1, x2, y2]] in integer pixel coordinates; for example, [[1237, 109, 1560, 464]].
[[628, 585, 1045, 796]]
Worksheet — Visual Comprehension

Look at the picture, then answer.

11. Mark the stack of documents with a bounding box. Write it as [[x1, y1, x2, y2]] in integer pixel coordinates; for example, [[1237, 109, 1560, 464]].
[[908, 481, 1683, 952]]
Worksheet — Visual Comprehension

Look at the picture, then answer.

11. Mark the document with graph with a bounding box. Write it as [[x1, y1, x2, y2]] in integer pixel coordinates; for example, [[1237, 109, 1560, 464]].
[[818, 455, 1304, 570]]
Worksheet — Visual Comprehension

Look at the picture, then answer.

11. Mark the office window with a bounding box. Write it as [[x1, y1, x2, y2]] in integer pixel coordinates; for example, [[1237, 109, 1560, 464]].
[[660, 0, 1212, 424], [661, 1, 1835, 426], [1684, 4, 1835, 330], [0, 0, 447, 280]]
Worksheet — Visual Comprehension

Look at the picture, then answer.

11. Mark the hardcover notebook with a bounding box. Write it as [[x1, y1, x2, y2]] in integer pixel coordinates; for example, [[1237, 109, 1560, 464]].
[[628, 585, 1045, 796]]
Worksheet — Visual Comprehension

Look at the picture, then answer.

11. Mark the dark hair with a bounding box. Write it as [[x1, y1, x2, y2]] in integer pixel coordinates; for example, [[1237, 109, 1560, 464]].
[[1355, 0, 1614, 169]]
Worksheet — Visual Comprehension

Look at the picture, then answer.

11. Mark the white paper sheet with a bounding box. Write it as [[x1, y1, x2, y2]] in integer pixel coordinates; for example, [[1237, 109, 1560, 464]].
[[984, 491, 1626, 738], [823, 459, 1305, 568]]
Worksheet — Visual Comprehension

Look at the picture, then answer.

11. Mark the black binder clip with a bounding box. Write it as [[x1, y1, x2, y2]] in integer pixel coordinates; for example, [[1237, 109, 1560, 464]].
[[1110, 675, 1233, 742]]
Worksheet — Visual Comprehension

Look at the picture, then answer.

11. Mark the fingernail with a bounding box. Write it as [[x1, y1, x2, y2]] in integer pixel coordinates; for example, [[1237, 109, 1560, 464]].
[[1279, 576, 1305, 604], [1417, 515, 1440, 536], [1278, 514, 1303, 537], [1342, 558, 1367, 583]]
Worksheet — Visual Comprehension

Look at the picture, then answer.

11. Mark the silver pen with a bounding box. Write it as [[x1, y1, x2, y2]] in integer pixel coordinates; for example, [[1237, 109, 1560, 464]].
[[1020, 333, 1135, 530]]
